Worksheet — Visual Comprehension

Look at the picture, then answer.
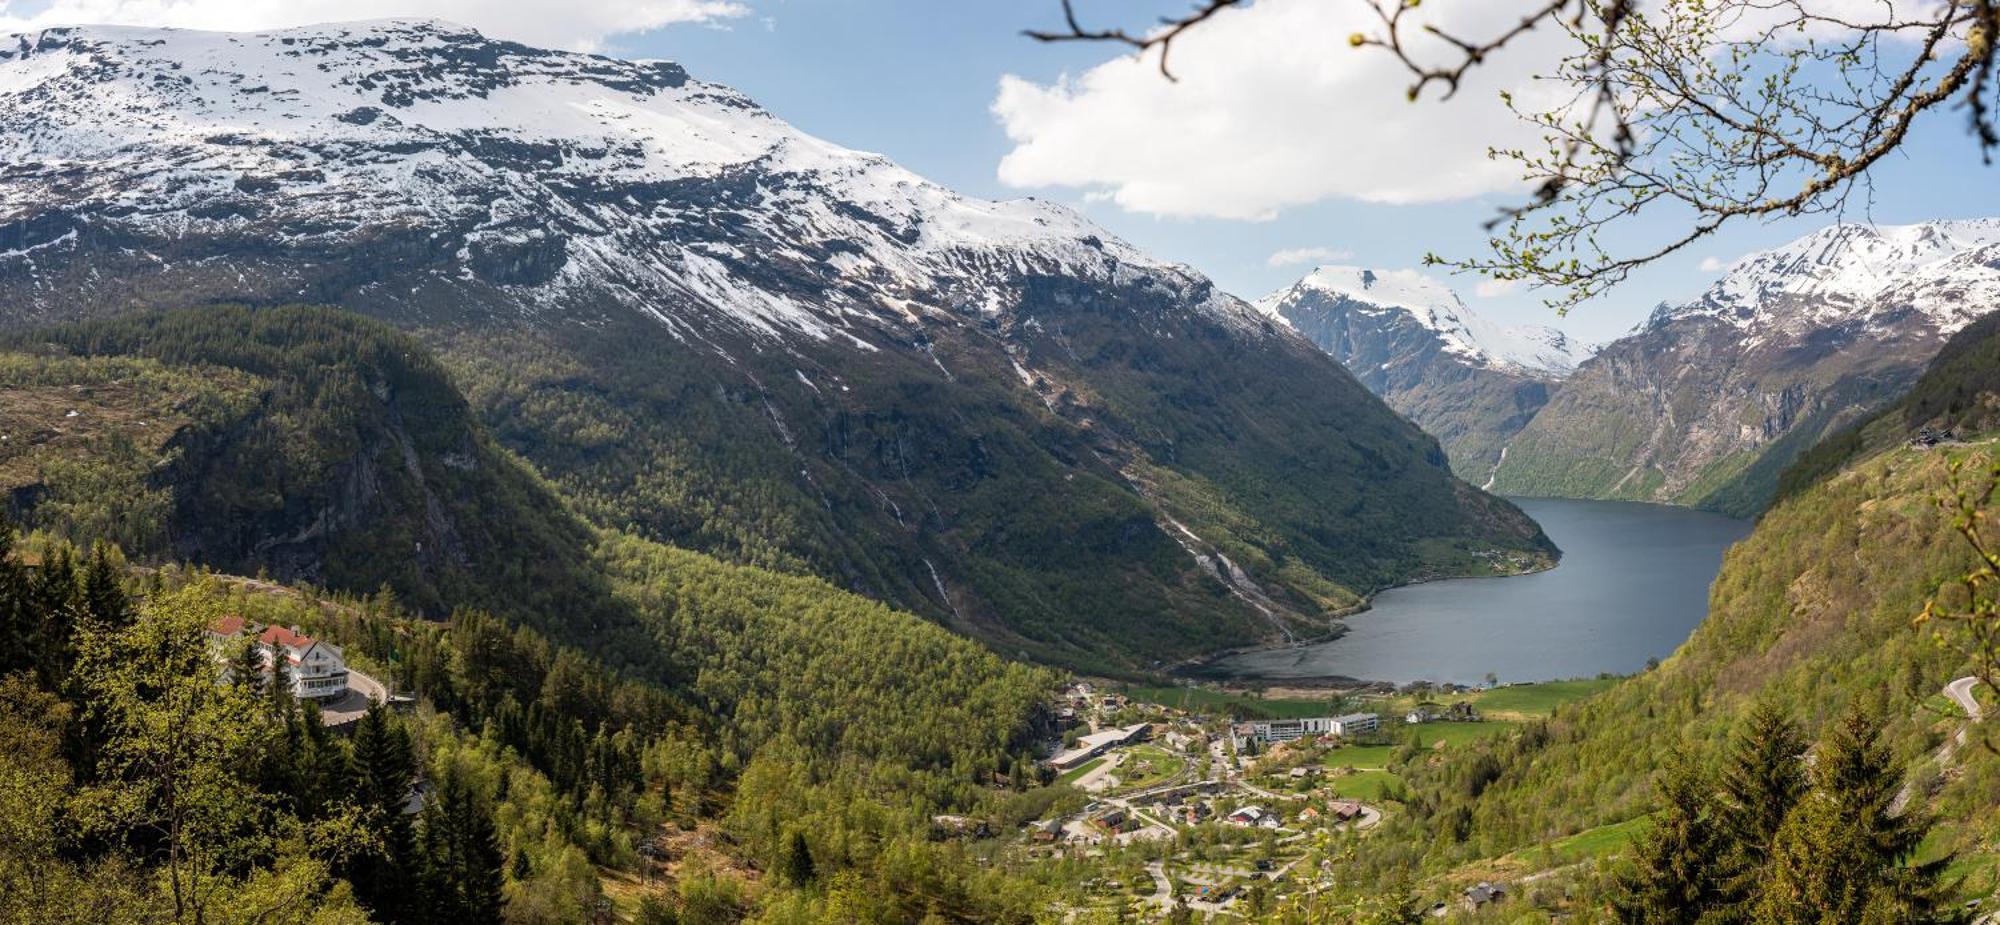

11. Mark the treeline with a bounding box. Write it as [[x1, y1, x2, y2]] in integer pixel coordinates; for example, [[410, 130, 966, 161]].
[[1614, 702, 1960, 923], [4, 307, 635, 648]]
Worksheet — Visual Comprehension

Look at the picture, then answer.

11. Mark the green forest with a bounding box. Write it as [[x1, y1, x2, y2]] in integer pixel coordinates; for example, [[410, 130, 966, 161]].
[[0, 300, 1997, 924]]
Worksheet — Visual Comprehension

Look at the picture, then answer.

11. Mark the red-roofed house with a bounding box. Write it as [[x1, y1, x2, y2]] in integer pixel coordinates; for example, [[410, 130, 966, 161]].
[[207, 614, 247, 640], [256, 625, 348, 700]]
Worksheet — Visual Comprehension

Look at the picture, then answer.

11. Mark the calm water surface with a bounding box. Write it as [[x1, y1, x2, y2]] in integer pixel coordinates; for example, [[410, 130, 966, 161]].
[[1205, 498, 1753, 686]]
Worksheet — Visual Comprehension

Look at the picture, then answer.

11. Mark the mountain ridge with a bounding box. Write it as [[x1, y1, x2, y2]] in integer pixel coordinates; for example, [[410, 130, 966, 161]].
[[1254, 265, 1589, 481], [1488, 218, 2000, 516], [0, 19, 1556, 671]]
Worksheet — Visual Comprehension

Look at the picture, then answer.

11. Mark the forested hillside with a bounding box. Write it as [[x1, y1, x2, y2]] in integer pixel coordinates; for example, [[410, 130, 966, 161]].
[[1, 307, 614, 634], [1316, 320, 2000, 917], [1780, 308, 2000, 502], [0, 526, 1067, 923], [0, 303, 1095, 922]]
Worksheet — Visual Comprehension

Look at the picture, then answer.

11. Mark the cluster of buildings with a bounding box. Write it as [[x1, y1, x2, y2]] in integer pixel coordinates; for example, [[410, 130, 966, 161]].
[[205, 615, 350, 701], [1229, 712, 1379, 748], [1404, 701, 1481, 724]]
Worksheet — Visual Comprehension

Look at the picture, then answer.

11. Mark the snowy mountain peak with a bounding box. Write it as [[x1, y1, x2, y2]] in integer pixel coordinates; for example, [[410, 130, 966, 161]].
[[1258, 266, 1591, 375], [1669, 218, 2000, 336], [0, 20, 1240, 343]]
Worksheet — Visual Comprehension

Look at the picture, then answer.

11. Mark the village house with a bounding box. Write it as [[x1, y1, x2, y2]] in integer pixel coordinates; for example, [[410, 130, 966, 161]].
[[1463, 881, 1509, 911], [207, 617, 350, 701], [1226, 805, 1267, 826]]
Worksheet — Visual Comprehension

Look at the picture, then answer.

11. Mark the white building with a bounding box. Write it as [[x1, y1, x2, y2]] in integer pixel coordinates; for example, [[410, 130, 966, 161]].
[[260, 625, 349, 700], [1231, 712, 1382, 747], [1330, 712, 1380, 737], [208, 617, 350, 700]]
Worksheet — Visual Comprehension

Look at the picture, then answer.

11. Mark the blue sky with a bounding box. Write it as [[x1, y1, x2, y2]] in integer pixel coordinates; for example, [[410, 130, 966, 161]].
[[14, 0, 1988, 343], [614, 1, 2000, 344]]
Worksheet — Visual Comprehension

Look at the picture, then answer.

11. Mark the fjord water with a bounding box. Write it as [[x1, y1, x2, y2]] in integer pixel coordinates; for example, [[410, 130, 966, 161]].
[[1207, 498, 1753, 686]]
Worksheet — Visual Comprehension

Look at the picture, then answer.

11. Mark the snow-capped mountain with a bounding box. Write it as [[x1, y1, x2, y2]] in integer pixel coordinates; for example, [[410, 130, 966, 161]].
[[1491, 219, 2000, 515], [1254, 266, 1590, 482], [0, 20, 1553, 669], [1669, 220, 2000, 337], [0, 19, 1239, 339], [1258, 266, 1591, 375]]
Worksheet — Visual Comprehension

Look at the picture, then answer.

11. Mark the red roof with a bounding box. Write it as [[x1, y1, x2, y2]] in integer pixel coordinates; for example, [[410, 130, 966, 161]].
[[208, 615, 247, 637], [258, 625, 315, 650]]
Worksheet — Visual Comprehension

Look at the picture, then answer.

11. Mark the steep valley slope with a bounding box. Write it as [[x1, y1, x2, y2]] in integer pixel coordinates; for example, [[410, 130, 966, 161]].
[[0, 21, 1553, 672], [1490, 220, 2000, 517], [1403, 312, 2000, 891], [1256, 266, 1589, 484]]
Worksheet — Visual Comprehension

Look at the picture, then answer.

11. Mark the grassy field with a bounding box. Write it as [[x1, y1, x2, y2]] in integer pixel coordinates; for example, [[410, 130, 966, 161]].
[[1518, 815, 1654, 867], [1404, 720, 1519, 749], [1322, 744, 1396, 769], [1470, 678, 1621, 717], [1057, 757, 1106, 785], [1112, 745, 1186, 791], [1123, 676, 1622, 724], [1326, 769, 1403, 801]]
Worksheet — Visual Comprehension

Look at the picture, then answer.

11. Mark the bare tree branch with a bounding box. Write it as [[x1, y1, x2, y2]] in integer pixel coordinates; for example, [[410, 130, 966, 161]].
[[1029, 0, 2000, 312]]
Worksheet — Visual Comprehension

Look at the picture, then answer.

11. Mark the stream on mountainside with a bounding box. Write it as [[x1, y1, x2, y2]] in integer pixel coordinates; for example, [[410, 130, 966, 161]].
[[1200, 498, 1753, 687]]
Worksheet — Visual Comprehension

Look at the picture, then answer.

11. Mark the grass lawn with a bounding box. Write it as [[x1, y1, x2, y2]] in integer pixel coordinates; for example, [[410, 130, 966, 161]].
[[1058, 757, 1106, 785], [1322, 744, 1396, 770], [1505, 815, 1654, 868], [1472, 678, 1621, 717], [1405, 721, 1518, 749], [1120, 685, 1339, 720], [1325, 769, 1402, 801], [1113, 745, 1185, 791]]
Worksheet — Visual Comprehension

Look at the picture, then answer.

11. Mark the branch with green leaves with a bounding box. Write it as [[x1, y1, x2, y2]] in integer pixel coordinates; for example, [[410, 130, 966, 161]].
[[1921, 455, 2000, 754], [1030, 0, 2000, 313]]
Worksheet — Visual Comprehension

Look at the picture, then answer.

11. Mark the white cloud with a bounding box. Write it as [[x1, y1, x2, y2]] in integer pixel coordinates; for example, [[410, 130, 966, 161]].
[[1266, 246, 1354, 267], [992, 0, 1575, 220], [1699, 256, 1730, 273], [1474, 277, 1522, 298], [0, 0, 747, 51]]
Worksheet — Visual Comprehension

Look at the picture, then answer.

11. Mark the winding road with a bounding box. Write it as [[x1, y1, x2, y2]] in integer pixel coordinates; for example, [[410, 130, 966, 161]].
[[316, 669, 389, 727], [1947, 676, 1984, 725]]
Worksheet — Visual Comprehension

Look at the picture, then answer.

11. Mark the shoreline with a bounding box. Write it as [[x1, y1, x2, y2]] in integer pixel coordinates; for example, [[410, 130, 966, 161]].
[[1170, 552, 1561, 687]]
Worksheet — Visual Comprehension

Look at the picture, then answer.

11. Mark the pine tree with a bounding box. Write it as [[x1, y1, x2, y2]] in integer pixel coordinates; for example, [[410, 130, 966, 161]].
[[452, 770, 506, 922], [1612, 750, 1728, 923], [421, 766, 505, 921], [347, 707, 420, 922], [0, 525, 35, 677], [30, 548, 78, 689], [77, 544, 129, 630], [782, 829, 816, 887], [1714, 699, 1808, 915], [267, 647, 294, 719], [1752, 707, 1963, 925], [228, 639, 265, 692]]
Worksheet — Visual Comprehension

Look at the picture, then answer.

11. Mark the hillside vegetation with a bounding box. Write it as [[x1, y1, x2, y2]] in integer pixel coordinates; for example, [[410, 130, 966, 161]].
[[1, 308, 615, 636], [1322, 351, 2000, 918], [1779, 308, 2000, 502]]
